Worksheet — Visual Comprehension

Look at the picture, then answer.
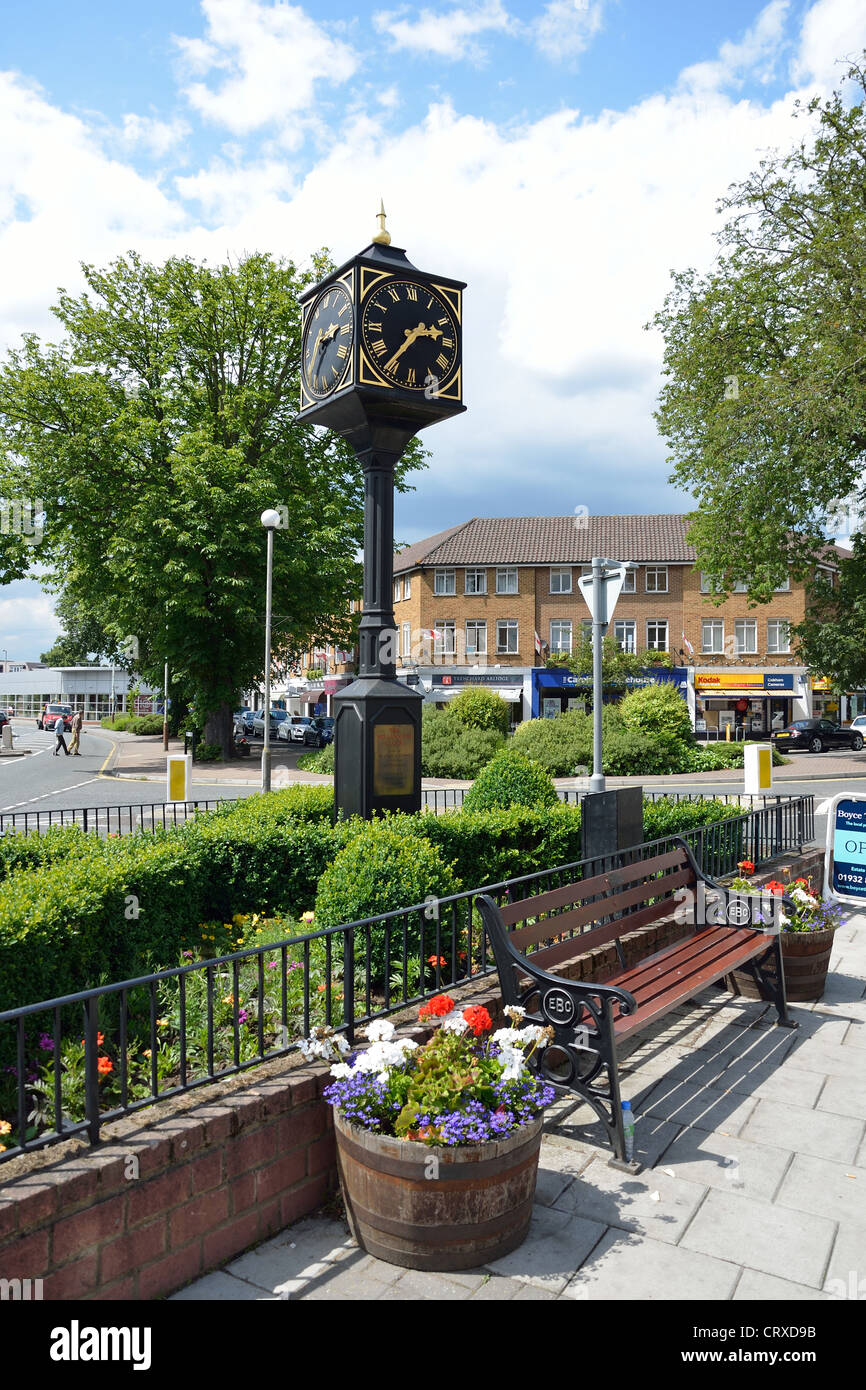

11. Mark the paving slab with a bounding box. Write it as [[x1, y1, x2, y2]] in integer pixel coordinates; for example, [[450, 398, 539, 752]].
[[551, 1154, 706, 1243], [782, 1036, 866, 1082], [822, 1219, 866, 1299], [776, 1153, 866, 1227], [483, 1203, 607, 1294], [222, 1216, 353, 1294], [561, 1226, 739, 1301], [546, 1106, 681, 1168], [657, 1127, 792, 1201], [466, 1274, 525, 1300], [732, 1270, 829, 1301], [386, 1270, 477, 1301], [170, 1271, 274, 1301], [741, 1097, 865, 1164], [817, 1076, 866, 1120], [637, 1075, 760, 1136], [679, 1187, 836, 1288]]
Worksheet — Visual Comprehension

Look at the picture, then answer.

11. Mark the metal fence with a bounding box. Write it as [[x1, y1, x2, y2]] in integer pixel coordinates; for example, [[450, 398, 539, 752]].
[[422, 786, 810, 815], [0, 795, 813, 1164]]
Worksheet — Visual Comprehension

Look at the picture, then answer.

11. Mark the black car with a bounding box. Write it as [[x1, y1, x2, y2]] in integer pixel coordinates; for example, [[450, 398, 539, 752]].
[[304, 716, 334, 748], [772, 718, 865, 754]]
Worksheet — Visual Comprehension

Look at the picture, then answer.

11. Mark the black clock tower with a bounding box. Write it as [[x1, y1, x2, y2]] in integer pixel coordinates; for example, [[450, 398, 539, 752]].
[[296, 206, 466, 820]]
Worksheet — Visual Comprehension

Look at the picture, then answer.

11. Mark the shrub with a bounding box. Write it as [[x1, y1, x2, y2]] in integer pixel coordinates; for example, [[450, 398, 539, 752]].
[[194, 742, 223, 762], [129, 714, 165, 735], [620, 682, 694, 745], [421, 706, 505, 778], [448, 687, 511, 734], [463, 749, 559, 813], [416, 803, 583, 886], [297, 744, 335, 774], [511, 709, 592, 776], [314, 819, 460, 981], [100, 715, 133, 731]]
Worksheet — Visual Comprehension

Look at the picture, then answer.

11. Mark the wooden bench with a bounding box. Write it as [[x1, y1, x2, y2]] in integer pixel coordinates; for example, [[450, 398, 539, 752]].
[[476, 837, 797, 1169]]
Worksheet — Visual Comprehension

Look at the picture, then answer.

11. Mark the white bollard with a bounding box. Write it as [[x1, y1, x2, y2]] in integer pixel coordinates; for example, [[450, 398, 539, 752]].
[[166, 753, 192, 803], [1, 724, 12, 752], [744, 742, 773, 795]]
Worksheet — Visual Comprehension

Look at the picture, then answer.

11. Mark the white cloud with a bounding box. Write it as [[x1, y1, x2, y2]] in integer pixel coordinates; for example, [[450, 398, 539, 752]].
[[678, 0, 792, 93], [533, 0, 606, 64], [0, 586, 59, 660], [175, 157, 297, 221], [119, 113, 190, 159], [373, 1, 516, 62], [174, 0, 359, 135], [791, 0, 866, 85]]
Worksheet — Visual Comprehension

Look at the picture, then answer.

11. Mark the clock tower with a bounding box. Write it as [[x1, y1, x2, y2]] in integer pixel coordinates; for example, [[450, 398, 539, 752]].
[[296, 206, 466, 820]]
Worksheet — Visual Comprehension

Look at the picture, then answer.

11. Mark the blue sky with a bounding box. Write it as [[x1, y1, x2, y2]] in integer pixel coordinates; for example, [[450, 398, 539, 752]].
[[0, 0, 863, 656]]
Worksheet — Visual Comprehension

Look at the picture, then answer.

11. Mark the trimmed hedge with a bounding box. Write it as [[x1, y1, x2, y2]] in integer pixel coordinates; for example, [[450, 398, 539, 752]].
[[462, 749, 559, 813], [0, 786, 748, 1009]]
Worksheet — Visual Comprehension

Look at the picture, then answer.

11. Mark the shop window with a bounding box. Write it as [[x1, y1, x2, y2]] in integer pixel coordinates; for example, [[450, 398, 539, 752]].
[[465, 569, 486, 595], [550, 620, 572, 653], [496, 568, 518, 595], [645, 567, 668, 593], [549, 567, 572, 594], [702, 619, 724, 653], [497, 620, 518, 654], [767, 619, 790, 653], [614, 620, 636, 653], [646, 620, 668, 651], [465, 620, 487, 656], [735, 619, 757, 655], [434, 569, 455, 596]]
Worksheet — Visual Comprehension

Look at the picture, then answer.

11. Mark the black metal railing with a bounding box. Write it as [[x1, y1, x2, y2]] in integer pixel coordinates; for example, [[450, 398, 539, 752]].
[[422, 786, 811, 814], [0, 794, 813, 1164], [0, 800, 225, 838]]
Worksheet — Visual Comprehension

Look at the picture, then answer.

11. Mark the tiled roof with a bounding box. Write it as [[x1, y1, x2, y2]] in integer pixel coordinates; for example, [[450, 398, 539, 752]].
[[393, 515, 697, 571]]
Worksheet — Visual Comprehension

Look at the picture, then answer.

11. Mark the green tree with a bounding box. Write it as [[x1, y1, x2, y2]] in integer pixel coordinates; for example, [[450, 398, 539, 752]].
[[448, 686, 510, 733], [39, 588, 119, 666], [0, 251, 427, 753], [650, 58, 866, 667]]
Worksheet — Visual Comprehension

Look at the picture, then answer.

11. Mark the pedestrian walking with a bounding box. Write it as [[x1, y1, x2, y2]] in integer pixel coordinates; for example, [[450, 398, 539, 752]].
[[53, 712, 69, 756], [69, 709, 83, 756]]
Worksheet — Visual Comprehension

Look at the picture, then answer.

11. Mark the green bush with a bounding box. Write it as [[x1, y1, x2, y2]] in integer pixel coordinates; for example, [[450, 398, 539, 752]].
[[511, 709, 592, 775], [415, 803, 583, 886], [463, 749, 559, 813], [620, 682, 694, 745], [194, 742, 223, 762], [100, 715, 133, 731], [421, 706, 505, 778], [448, 686, 511, 733], [129, 714, 165, 735], [297, 744, 335, 774], [0, 823, 90, 882], [314, 819, 460, 981]]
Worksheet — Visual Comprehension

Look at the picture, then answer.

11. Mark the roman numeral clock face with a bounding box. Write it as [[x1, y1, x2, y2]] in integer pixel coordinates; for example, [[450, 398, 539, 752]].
[[302, 284, 354, 398], [361, 280, 459, 392]]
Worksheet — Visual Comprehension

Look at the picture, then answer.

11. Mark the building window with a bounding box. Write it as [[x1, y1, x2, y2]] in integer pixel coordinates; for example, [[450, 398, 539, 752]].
[[767, 619, 790, 654], [497, 620, 518, 654], [702, 619, 724, 653], [645, 566, 668, 593], [700, 572, 719, 594], [434, 569, 455, 596], [465, 569, 486, 595], [773, 577, 790, 592], [646, 620, 668, 651], [404, 576, 411, 598], [465, 620, 487, 656], [393, 578, 402, 602], [581, 619, 593, 640], [402, 622, 411, 658], [550, 620, 572, 653], [434, 621, 456, 656], [549, 567, 572, 594], [496, 567, 518, 595], [622, 568, 636, 593], [735, 619, 757, 655], [614, 620, 636, 653]]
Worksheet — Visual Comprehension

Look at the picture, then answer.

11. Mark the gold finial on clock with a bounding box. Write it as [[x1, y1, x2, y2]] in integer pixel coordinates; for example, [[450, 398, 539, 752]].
[[372, 198, 391, 245]]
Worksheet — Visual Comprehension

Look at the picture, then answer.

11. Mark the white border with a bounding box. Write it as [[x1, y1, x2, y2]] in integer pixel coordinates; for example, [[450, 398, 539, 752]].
[[823, 793, 866, 905]]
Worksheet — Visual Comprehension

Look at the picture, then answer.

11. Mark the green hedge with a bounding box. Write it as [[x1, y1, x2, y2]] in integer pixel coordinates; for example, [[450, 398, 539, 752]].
[[0, 787, 748, 1009]]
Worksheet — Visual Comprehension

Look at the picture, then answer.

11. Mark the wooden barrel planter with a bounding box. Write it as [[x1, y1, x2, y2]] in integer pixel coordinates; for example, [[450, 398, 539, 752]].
[[334, 1111, 543, 1271], [730, 928, 837, 1004]]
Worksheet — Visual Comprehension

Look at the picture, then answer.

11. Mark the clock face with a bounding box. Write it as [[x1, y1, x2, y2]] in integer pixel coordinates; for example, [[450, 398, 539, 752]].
[[302, 284, 354, 398], [360, 280, 459, 392]]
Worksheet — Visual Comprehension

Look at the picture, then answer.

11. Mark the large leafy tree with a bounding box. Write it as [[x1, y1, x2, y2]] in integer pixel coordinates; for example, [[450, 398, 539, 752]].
[[0, 251, 426, 752], [651, 58, 866, 674], [39, 589, 119, 666]]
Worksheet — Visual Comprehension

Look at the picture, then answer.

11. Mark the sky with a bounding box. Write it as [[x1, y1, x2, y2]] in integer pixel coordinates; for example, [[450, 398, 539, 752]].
[[1, 0, 864, 658]]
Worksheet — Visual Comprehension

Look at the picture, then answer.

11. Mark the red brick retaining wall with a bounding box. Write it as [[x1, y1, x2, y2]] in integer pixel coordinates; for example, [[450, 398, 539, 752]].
[[0, 1063, 336, 1301]]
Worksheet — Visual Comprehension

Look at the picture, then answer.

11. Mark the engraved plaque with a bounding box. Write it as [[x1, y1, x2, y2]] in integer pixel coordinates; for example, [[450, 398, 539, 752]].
[[373, 723, 414, 796]]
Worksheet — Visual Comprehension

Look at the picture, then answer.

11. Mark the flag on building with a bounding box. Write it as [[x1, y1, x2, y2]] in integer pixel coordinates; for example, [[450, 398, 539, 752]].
[[681, 631, 694, 657], [534, 630, 543, 656]]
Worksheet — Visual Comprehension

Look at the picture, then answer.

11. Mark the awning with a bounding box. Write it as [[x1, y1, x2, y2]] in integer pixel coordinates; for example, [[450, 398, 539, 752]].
[[303, 689, 325, 705], [430, 685, 522, 703]]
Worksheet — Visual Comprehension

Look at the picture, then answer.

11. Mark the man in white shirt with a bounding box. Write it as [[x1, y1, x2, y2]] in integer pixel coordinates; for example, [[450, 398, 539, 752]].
[[53, 713, 69, 756]]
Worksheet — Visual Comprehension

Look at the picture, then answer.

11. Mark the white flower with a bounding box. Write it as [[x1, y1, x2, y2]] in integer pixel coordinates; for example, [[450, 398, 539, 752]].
[[497, 1044, 527, 1080], [491, 1026, 521, 1048], [517, 1024, 550, 1046], [333, 1032, 351, 1055], [504, 1005, 526, 1024], [366, 1019, 396, 1043], [440, 1014, 469, 1034], [791, 887, 816, 906], [329, 1062, 354, 1078], [778, 912, 790, 926]]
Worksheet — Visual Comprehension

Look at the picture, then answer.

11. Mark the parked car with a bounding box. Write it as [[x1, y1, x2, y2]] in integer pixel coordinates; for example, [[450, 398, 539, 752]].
[[850, 715, 866, 734], [771, 718, 865, 753], [303, 716, 334, 748], [233, 709, 254, 735], [278, 715, 313, 743], [37, 702, 73, 732], [250, 709, 290, 738]]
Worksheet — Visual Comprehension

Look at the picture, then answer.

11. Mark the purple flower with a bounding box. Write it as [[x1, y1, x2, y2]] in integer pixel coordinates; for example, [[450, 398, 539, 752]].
[[38, 1033, 54, 1052], [238, 1008, 250, 1025], [267, 961, 278, 971]]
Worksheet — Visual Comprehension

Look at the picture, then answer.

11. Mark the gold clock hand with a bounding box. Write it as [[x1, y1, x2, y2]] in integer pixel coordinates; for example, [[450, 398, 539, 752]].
[[384, 325, 423, 370]]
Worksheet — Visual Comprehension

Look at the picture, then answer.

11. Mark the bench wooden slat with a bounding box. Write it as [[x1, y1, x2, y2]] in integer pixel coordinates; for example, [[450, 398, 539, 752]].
[[508, 865, 693, 952], [499, 848, 687, 926], [520, 899, 679, 973], [613, 930, 769, 1040]]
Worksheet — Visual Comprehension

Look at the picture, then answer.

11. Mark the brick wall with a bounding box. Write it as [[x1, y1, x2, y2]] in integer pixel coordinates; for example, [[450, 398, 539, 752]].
[[0, 1060, 336, 1301]]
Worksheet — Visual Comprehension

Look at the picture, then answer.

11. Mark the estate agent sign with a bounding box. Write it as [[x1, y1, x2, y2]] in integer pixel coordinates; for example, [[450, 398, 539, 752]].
[[824, 795, 866, 905]]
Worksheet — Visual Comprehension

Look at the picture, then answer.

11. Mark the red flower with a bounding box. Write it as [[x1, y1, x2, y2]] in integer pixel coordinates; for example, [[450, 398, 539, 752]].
[[462, 1005, 492, 1037], [97, 1056, 113, 1076], [418, 993, 455, 1021], [737, 860, 755, 874], [764, 880, 786, 896], [427, 955, 447, 967]]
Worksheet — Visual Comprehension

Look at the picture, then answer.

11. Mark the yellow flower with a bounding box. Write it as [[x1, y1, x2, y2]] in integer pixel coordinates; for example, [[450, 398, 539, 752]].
[[156, 1017, 168, 1028], [0, 1120, 12, 1136], [301, 911, 315, 924], [223, 994, 234, 1006], [142, 1049, 152, 1059], [251, 914, 259, 924]]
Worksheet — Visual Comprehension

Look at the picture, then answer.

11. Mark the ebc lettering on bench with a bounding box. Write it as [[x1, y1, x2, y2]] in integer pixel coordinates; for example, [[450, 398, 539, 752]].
[[477, 837, 797, 1170]]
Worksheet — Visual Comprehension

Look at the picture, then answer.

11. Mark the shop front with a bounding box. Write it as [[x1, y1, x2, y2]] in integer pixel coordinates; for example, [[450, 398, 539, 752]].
[[694, 671, 800, 736], [427, 669, 529, 723], [532, 666, 688, 718]]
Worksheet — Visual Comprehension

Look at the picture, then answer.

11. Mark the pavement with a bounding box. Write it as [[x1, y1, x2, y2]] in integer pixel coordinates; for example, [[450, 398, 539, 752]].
[[173, 907, 866, 1303]]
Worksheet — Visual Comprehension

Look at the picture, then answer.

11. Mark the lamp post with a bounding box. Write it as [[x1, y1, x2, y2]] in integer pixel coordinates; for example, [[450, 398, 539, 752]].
[[577, 559, 638, 794], [260, 509, 281, 793]]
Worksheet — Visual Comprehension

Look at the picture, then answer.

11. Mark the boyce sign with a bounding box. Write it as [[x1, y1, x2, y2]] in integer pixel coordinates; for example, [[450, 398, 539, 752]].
[[824, 795, 866, 905]]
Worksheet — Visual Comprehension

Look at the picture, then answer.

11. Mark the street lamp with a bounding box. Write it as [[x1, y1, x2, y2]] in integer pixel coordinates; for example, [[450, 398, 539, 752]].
[[260, 509, 282, 793], [578, 558, 639, 794]]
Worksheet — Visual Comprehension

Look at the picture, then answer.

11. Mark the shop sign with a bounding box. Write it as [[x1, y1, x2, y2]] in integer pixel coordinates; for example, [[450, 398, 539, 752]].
[[433, 672, 520, 686], [696, 672, 794, 692], [825, 796, 866, 905], [811, 677, 833, 692]]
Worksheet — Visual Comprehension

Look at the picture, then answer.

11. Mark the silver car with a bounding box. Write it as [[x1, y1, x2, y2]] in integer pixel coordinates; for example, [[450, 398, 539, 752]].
[[250, 709, 289, 738], [278, 716, 313, 742]]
